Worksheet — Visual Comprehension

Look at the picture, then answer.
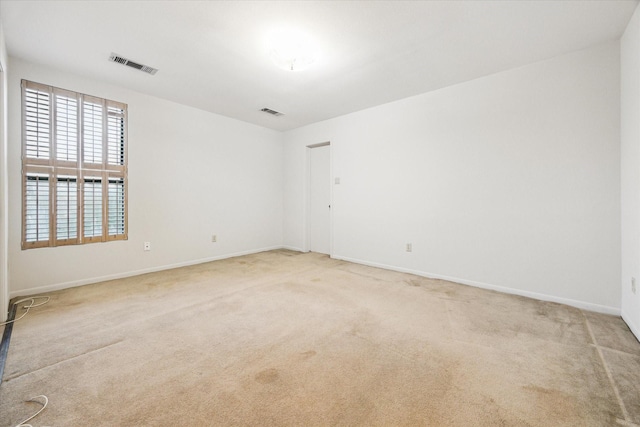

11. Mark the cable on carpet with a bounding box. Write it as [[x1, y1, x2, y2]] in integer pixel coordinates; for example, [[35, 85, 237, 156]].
[[0, 297, 50, 326], [13, 394, 49, 427]]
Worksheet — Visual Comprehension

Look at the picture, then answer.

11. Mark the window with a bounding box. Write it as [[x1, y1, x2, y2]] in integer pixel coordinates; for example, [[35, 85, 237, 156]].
[[22, 80, 127, 249]]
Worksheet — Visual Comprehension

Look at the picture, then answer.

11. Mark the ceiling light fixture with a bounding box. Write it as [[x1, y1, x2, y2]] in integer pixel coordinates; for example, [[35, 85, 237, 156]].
[[268, 28, 319, 72]]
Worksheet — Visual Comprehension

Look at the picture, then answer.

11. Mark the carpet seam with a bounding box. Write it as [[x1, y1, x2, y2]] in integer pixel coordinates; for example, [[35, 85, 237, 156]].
[[583, 312, 630, 422], [3, 339, 124, 383], [616, 419, 640, 426], [591, 344, 640, 358]]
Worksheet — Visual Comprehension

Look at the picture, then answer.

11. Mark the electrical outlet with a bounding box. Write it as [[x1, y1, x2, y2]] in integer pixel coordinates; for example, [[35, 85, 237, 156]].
[[633, 277, 637, 294], [406, 243, 412, 252], [144, 242, 151, 251], [335, 177, 341, 184], [211, 235, 217, 243]]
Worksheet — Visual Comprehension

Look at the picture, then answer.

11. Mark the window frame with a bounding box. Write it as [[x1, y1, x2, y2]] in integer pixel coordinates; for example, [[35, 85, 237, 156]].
[[21, 80, 128, 249]]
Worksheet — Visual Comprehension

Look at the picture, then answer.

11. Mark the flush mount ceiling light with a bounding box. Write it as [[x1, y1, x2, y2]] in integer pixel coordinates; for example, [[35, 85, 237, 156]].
[[268, 28, 319, 72]]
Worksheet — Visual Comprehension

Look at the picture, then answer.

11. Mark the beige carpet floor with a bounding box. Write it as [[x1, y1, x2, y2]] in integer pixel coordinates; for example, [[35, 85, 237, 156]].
[[1, 249, 639, 426]]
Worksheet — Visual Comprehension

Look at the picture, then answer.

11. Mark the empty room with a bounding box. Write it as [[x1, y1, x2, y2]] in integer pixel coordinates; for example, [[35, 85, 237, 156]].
[[1, 0, 640, 425]]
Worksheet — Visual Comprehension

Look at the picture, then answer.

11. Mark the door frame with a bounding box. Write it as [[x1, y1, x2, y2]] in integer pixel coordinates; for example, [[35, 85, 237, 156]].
[[304, 141, 332, 256], [0, 58, 6, 322]]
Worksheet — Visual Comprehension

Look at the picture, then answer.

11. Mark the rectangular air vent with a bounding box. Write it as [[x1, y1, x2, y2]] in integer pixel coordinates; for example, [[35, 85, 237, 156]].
[[109, 53, 158, 75], [261, 108, 284, 117]]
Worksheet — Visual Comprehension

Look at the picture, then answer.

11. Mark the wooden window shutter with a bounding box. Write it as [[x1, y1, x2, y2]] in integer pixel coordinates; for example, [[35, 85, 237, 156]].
[[21, 80, 128, 249]]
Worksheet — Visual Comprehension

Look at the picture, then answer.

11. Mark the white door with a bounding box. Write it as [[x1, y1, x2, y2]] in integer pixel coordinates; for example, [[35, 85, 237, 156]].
[[308, 145, 330, 254]]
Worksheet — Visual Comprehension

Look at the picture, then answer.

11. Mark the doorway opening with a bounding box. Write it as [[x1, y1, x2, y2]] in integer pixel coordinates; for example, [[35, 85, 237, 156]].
[[306, 142, 331, 255]]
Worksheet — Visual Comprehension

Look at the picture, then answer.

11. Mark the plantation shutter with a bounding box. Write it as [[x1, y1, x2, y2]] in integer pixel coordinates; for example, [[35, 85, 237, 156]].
[[24, 174, 50, 248], [108, 177, 126, 237], [55, 176, 78, 245], [83, 97, 103, 165], [83, 177, 103, 242], [24, 84, 51, 162], [55, 91, 78, 163], [107, 104, 126, 167], [21, 80, 128, 249]]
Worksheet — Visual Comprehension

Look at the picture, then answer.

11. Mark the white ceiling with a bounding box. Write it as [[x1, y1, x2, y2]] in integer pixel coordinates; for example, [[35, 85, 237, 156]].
[[1, 0, 638, 131]]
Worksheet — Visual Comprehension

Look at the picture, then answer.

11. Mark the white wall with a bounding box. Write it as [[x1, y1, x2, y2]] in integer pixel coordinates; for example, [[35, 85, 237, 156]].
[[621, 3, 640, 339], [284, 41, 621, 314], [0, 18, 8, 321], [8, 58, 283, 296], [3, 37, 626, 319]]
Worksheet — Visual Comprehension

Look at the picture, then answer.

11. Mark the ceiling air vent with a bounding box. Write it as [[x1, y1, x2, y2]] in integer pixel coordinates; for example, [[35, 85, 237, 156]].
[[261, 108, 284, 117], [109, 53, 158, 75]]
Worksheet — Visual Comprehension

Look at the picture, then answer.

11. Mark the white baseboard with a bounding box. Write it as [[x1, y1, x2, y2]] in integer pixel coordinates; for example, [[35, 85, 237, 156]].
[[9, 245, 284, 299], [11, 247, 622, 318], [332, 254, 621, 316], [621, 310, 640, 342]]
